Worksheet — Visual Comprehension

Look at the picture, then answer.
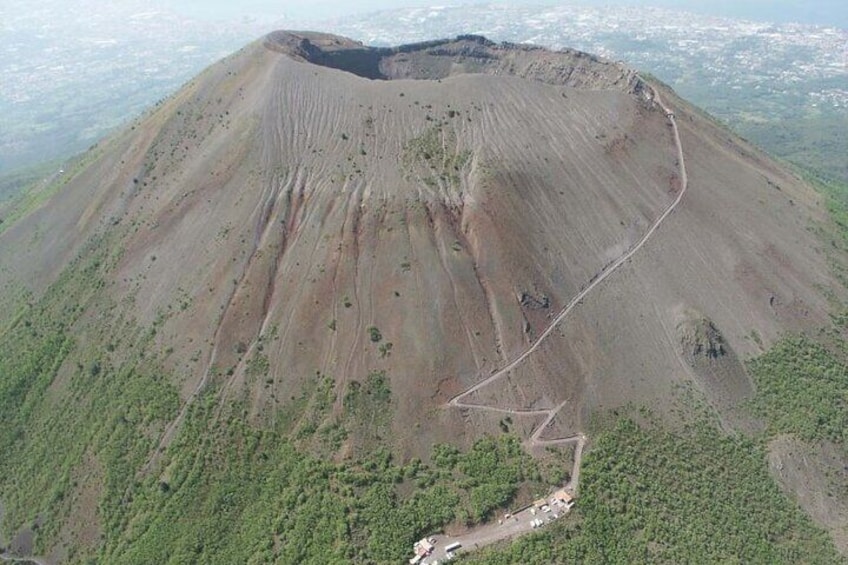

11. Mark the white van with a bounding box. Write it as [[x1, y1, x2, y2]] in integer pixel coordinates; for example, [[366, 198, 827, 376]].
[[445, 542, 462, 553]]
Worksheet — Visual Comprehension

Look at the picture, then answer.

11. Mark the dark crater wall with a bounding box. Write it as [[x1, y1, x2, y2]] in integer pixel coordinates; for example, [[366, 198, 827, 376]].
[[262, 30, 634, 90]]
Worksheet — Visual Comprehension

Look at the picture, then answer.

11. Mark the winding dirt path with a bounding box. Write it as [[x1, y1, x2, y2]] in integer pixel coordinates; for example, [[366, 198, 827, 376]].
[[140, 81, 685, 494], [421, 82, 685, 564], [448, 83, 686, 480]]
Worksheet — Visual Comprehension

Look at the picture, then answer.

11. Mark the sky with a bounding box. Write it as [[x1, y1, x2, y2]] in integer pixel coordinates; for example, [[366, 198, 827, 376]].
[[167, 0, 848, 28]]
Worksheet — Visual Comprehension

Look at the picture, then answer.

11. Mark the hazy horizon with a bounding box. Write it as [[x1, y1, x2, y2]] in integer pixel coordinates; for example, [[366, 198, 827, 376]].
[[1, 0, 844, 176], [167, 0, 848, 28]]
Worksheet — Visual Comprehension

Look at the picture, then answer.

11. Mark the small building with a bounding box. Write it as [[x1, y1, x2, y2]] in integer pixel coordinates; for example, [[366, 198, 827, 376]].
[[413, 537, 434, 559], [553, 489, 575, 508], [533, 498, 547, 508]]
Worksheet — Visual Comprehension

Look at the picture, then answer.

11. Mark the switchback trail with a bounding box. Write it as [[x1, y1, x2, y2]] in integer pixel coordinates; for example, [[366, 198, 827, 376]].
[[448, 82, 687, 478]]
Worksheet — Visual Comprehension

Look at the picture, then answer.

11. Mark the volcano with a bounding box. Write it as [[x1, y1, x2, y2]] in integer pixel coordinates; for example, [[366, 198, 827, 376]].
[[0, 31, 844, 563]]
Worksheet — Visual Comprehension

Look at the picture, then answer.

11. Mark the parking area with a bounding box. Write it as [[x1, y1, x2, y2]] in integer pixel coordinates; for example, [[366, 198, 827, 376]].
[[412, 491, 575, 564]]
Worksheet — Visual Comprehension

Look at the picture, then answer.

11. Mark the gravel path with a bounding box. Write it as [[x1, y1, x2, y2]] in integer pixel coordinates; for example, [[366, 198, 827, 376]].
[[430, 82, 687, 561]]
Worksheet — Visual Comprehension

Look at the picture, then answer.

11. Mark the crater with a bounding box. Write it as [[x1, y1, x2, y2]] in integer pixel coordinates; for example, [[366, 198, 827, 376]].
[[264, 30, 642, 92]]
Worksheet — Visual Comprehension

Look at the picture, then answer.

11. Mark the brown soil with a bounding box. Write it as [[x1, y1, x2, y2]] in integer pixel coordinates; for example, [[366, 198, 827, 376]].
[[0, 34, 843, 546], [768, 435, 848, 553]]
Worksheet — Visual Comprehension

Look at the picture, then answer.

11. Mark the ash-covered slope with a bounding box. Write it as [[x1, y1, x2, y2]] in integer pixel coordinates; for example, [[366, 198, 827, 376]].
[[0, 31, 838, 457], [2, 30, 848, 563]]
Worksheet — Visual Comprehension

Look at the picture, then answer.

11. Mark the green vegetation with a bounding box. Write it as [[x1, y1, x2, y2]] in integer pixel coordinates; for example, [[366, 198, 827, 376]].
[[0, 242, 180, 557], [463, 414, 840, 564], [736, 114, 848, 184], [0, 288, 543, 562], [0, 161, 58, 204], [2, 215, 846, 564], [3, 235, 844, 563], [246, 350, 270, 382], [799, 170, 848, 300], [343, 370, 392, 448], [467, 322, 848, 563], [403, 125, 471, 190], [0, 148, 101, 238], [809, 172, 848, 247], [100, 409, 538, 564], [749, 337, 848, 444], [0, 245, 542, 565], [367, 326, 382, 343], [292, 372, 337, 441], [433, 436, 528, 523]]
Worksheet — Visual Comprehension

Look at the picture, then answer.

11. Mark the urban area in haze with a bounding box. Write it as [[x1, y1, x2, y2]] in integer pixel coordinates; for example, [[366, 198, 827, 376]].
[[2, 0, 846, 183]]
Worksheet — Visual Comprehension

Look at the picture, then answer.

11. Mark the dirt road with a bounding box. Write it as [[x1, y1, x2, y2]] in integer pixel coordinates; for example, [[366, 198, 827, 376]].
[[0, 553, 48, 565], [422, 500, 571, 565], [434, 82, 686, 557], [449, 86, 685, 418], [448, 82, 686, 448]]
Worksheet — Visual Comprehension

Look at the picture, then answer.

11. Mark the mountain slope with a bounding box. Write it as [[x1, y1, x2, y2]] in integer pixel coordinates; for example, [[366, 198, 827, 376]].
[[0, 32, 845, 562]]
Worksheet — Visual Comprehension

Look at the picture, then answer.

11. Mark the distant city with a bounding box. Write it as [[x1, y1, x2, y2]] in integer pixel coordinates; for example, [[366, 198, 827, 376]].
[[1, 0, 266, 172], [2, 1, 846, 179], [325, 4, 847, 118]]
